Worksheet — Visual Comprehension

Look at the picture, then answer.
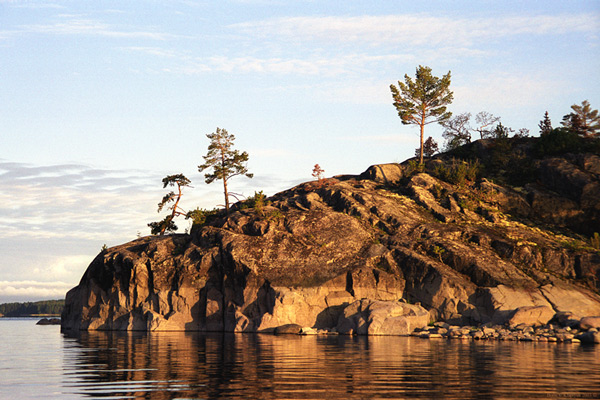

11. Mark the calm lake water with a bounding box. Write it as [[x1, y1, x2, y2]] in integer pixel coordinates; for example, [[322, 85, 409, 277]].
[[1, 318, 599, 399]]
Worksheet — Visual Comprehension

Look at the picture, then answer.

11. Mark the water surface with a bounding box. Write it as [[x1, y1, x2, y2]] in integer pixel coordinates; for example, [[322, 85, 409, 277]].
[[1, 318, 599, 399]]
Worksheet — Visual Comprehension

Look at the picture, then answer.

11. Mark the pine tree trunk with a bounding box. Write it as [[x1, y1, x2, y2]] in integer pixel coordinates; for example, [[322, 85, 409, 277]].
[[419, 117, 425, 165], [223, 178, 230, 214]]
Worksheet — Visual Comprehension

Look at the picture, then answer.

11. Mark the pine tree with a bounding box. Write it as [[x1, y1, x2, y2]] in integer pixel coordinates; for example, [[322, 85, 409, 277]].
[[390, 65, 453, 164], [148, 174, 191, 235], [415, 137, 439, 158], [538, 111, 552, 136], [198, 128, 253, 214], [561, 100, 600, 137]]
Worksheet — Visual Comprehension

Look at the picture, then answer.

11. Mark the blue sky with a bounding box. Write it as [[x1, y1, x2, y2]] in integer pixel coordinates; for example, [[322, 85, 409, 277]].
[[1, 0, 599, 303]]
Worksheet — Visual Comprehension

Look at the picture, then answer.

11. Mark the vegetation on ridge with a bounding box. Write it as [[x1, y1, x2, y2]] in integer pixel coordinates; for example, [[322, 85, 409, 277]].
[[0, 299, 64, 317], [143, 65, 599, 241]]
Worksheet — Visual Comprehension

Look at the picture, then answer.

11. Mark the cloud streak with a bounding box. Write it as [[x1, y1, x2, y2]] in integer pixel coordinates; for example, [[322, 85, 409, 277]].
[[0, 280, 73, 302], [231, 13, 600, 47], [0, 161, 162, 240], [23, 17, 175, 40]]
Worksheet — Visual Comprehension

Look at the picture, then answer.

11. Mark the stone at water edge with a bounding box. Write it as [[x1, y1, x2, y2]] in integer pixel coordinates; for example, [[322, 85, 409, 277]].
[[576, 331, 600, 344], [336, 299, 430, 336], [274, 324, 303, 335], [508, 306, 555, 327], [36, 318, 61, 325], [579, 316, 600, 330]]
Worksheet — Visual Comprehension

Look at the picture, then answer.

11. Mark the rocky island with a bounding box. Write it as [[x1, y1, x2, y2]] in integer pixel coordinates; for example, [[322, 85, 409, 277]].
[[61, 136, 600, 341]]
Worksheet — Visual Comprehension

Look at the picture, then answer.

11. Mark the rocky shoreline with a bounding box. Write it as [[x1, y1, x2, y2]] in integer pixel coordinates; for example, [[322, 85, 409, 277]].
[[276, 316, 600, 345], [412, 320, 600, 344], [61, 150, 600, 340]]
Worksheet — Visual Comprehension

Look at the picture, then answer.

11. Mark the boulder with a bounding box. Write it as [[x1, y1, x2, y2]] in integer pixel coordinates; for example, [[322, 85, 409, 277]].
[[552, 311, 581, 327], [579, 316, 600, 330], [576, 331, 600, 344], [36, 318, 60, 325], [336, 299, 430, 335], [274, 324, 303, 335], [508, 306, 555, 327], [359, 163, 403, 184]]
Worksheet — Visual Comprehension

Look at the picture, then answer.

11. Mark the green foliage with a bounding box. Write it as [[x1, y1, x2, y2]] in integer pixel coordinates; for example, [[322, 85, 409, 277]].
[[415, 136, 438, 158], [0, 300, 64, 317], [242, 190, 270, 216], [390, 65, 453, 164], [246, 190, 268, 209], [149, 174, 191, 235], [430, 184, 445, 200], [148, 217, 178, 235], [591, 232, 600, 250], [198, 127, 253, 213], [490, 122, 512, 139], [267, 209, 284, 222], [538, 111, 553, 135], [535, 128, 587, 156], [431, 244, 446, 262], [433, 158, 480, 186], [405, 159, 425, 177], [561, 100, 600, 138], [503, 149, 537, 186], [186, 207, 220, 228]]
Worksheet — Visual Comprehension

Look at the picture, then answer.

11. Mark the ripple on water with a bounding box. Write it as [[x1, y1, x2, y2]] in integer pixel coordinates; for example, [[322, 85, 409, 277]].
[[1, 320, 599, 399]]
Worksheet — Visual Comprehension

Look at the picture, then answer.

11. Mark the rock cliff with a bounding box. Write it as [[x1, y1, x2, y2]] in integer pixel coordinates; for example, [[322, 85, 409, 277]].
[[62, 141, 600, 333]]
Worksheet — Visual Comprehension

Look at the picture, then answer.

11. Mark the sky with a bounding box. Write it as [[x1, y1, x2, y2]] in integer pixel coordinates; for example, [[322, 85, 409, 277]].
[[0, 0, 599, 303]]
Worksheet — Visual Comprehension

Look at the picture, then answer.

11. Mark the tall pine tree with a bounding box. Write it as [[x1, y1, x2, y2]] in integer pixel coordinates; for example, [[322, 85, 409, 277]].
[[198, 128, 253, 214], [390, 65, 453, 164]]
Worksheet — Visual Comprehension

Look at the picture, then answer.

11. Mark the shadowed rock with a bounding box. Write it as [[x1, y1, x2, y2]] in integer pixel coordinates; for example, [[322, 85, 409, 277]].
[[62, 144, 600, 333]]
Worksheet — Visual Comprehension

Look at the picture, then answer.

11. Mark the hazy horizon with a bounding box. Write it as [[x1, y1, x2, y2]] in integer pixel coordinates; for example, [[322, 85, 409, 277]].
[[1, 0, 599, 303]]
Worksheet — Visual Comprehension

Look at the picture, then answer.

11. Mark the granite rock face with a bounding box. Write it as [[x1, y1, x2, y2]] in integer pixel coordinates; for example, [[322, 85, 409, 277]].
[[62, 151, 600, 333]]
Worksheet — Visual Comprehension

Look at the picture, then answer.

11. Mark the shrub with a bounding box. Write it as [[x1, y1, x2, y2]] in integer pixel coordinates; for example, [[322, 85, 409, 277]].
[[433, 158, 480, 186], [592, 232, 600, 250], [535, 128, 583, 156], [405, 159, 425, 176], [245, 191, 270, 215], [186, 208, 220, 227]]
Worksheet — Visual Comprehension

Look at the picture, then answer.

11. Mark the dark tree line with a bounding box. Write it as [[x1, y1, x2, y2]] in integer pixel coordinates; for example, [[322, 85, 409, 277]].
[[0, 300, 64, 317]]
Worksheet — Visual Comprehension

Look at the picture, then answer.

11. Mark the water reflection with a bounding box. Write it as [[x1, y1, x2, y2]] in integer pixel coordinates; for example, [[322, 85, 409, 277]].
[[61, 331, 600, 399]]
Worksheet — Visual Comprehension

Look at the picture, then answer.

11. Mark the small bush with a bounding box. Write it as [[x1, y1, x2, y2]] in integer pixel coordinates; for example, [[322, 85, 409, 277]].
[[433, 158, 480, 186], [405, 159, 425, 176], [186, 208, 220, 227], [592, 232, 600, 250], [246, 191, 268, 207], [267, 209, 284, 222], [535, 128, 584, 156], [244, 191, 270, 215]]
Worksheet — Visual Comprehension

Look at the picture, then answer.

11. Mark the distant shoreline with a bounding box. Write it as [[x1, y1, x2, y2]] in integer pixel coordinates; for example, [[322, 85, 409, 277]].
[[0, 314, 61, 318]]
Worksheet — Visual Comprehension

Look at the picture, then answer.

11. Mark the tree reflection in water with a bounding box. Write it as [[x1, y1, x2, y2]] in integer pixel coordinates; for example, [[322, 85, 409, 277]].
[[61, 330, 600, 399]]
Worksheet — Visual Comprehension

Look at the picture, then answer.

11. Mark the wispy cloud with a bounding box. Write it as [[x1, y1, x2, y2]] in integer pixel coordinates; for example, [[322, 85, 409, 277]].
[[0, 280, 73, 302], [0, 161, 162, 240], [453, 72, 572, 110], [23, 17, 175, 40], [231, 13, 600, 47], [121, 13, 598, 78], [1, 1, 64, 9]]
